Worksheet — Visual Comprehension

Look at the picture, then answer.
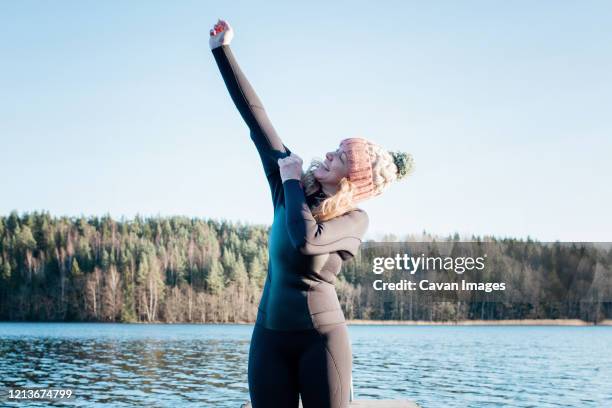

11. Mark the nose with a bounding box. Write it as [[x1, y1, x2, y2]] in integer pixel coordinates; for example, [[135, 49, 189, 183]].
[[326, 152, 333, 161]]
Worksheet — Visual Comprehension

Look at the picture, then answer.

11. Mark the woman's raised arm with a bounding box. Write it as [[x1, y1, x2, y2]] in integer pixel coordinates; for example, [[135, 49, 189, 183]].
[[210, 19, 289, 206]]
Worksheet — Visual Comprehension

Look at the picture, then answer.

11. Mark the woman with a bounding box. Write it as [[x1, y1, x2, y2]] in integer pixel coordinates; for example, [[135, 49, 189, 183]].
[[209, 19, 413, 408]]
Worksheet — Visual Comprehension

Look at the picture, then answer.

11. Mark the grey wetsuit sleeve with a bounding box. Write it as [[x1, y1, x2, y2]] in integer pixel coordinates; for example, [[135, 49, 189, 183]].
[[282, 179, 369, 258], [211, 45, 289, 205]]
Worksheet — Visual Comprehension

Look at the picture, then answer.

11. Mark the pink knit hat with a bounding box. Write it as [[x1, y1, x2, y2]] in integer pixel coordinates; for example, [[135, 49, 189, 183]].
[[339, 138, 376, 202], [339, 137, 414, 202]]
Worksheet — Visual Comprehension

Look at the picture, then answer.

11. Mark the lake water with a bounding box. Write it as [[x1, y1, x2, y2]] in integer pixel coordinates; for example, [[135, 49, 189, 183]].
[[0, 323, 611, 407]]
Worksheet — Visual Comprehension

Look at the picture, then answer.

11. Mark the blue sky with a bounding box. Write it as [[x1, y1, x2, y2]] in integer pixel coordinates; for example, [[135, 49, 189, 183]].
[[1, 1, 611, 241]]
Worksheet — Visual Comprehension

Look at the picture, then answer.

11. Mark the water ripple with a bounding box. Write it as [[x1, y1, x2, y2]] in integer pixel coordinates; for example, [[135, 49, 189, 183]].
[[0, 324, 611, 407]]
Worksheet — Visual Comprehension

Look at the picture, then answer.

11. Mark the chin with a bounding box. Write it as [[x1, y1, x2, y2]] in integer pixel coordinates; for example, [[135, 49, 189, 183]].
[[313, 168, 327, 181]]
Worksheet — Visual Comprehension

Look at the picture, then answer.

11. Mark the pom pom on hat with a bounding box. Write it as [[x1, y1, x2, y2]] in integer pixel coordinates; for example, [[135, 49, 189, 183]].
[[390, 151, 414, 180]]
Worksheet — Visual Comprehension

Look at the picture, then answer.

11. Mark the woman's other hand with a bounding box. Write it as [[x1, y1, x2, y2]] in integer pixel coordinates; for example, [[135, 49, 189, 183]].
[[209, 19, 234, 50], [278, 154, 304, 183]]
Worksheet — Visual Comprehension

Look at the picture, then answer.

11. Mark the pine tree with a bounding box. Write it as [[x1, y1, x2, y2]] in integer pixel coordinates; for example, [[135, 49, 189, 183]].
[[207, 259, 224, 295]]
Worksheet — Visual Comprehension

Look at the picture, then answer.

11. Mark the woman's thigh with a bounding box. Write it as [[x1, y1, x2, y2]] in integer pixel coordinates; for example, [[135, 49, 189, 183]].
[[298, 323, 352, 408], [248, 324, 300, 408]]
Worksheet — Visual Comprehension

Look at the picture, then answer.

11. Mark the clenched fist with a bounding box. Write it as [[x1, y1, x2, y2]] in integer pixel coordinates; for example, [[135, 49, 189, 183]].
[[209, 19, 234, 50], [278, 154, 304, 183]]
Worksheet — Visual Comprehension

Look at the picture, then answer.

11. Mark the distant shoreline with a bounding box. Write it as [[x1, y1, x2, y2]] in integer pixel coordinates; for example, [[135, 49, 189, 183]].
[[347, 319, 612, 326], [1, 319, 611, 326]]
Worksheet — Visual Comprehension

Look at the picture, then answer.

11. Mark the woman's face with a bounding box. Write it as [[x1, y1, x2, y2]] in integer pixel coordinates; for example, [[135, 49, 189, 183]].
[[313, 145, 350, 184]]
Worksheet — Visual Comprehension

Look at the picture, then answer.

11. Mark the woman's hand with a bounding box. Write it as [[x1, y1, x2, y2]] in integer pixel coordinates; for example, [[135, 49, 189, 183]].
[[209, 19, 234, 50], [278, 154, 304, 183]]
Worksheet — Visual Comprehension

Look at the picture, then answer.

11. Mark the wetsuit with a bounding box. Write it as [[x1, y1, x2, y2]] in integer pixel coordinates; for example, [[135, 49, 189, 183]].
[[212, 44, 369, 408]]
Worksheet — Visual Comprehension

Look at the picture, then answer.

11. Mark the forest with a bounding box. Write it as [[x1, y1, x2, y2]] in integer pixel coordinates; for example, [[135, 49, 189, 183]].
[[1, 211, 611, 323]]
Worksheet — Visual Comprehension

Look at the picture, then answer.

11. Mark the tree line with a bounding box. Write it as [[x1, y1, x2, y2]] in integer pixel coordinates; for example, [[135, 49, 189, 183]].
[[1, 211, 610, 323]]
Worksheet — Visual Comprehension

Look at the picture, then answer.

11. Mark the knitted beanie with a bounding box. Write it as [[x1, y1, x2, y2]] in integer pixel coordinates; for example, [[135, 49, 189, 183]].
[[339, 138, 414, 202]]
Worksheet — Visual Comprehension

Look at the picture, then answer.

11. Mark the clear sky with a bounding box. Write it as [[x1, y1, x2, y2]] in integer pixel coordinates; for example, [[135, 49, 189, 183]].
[[1, 1, 611, 241]]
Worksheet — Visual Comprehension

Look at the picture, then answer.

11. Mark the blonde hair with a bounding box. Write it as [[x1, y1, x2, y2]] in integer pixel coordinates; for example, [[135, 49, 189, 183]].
[[301, 159, 358, 222]]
